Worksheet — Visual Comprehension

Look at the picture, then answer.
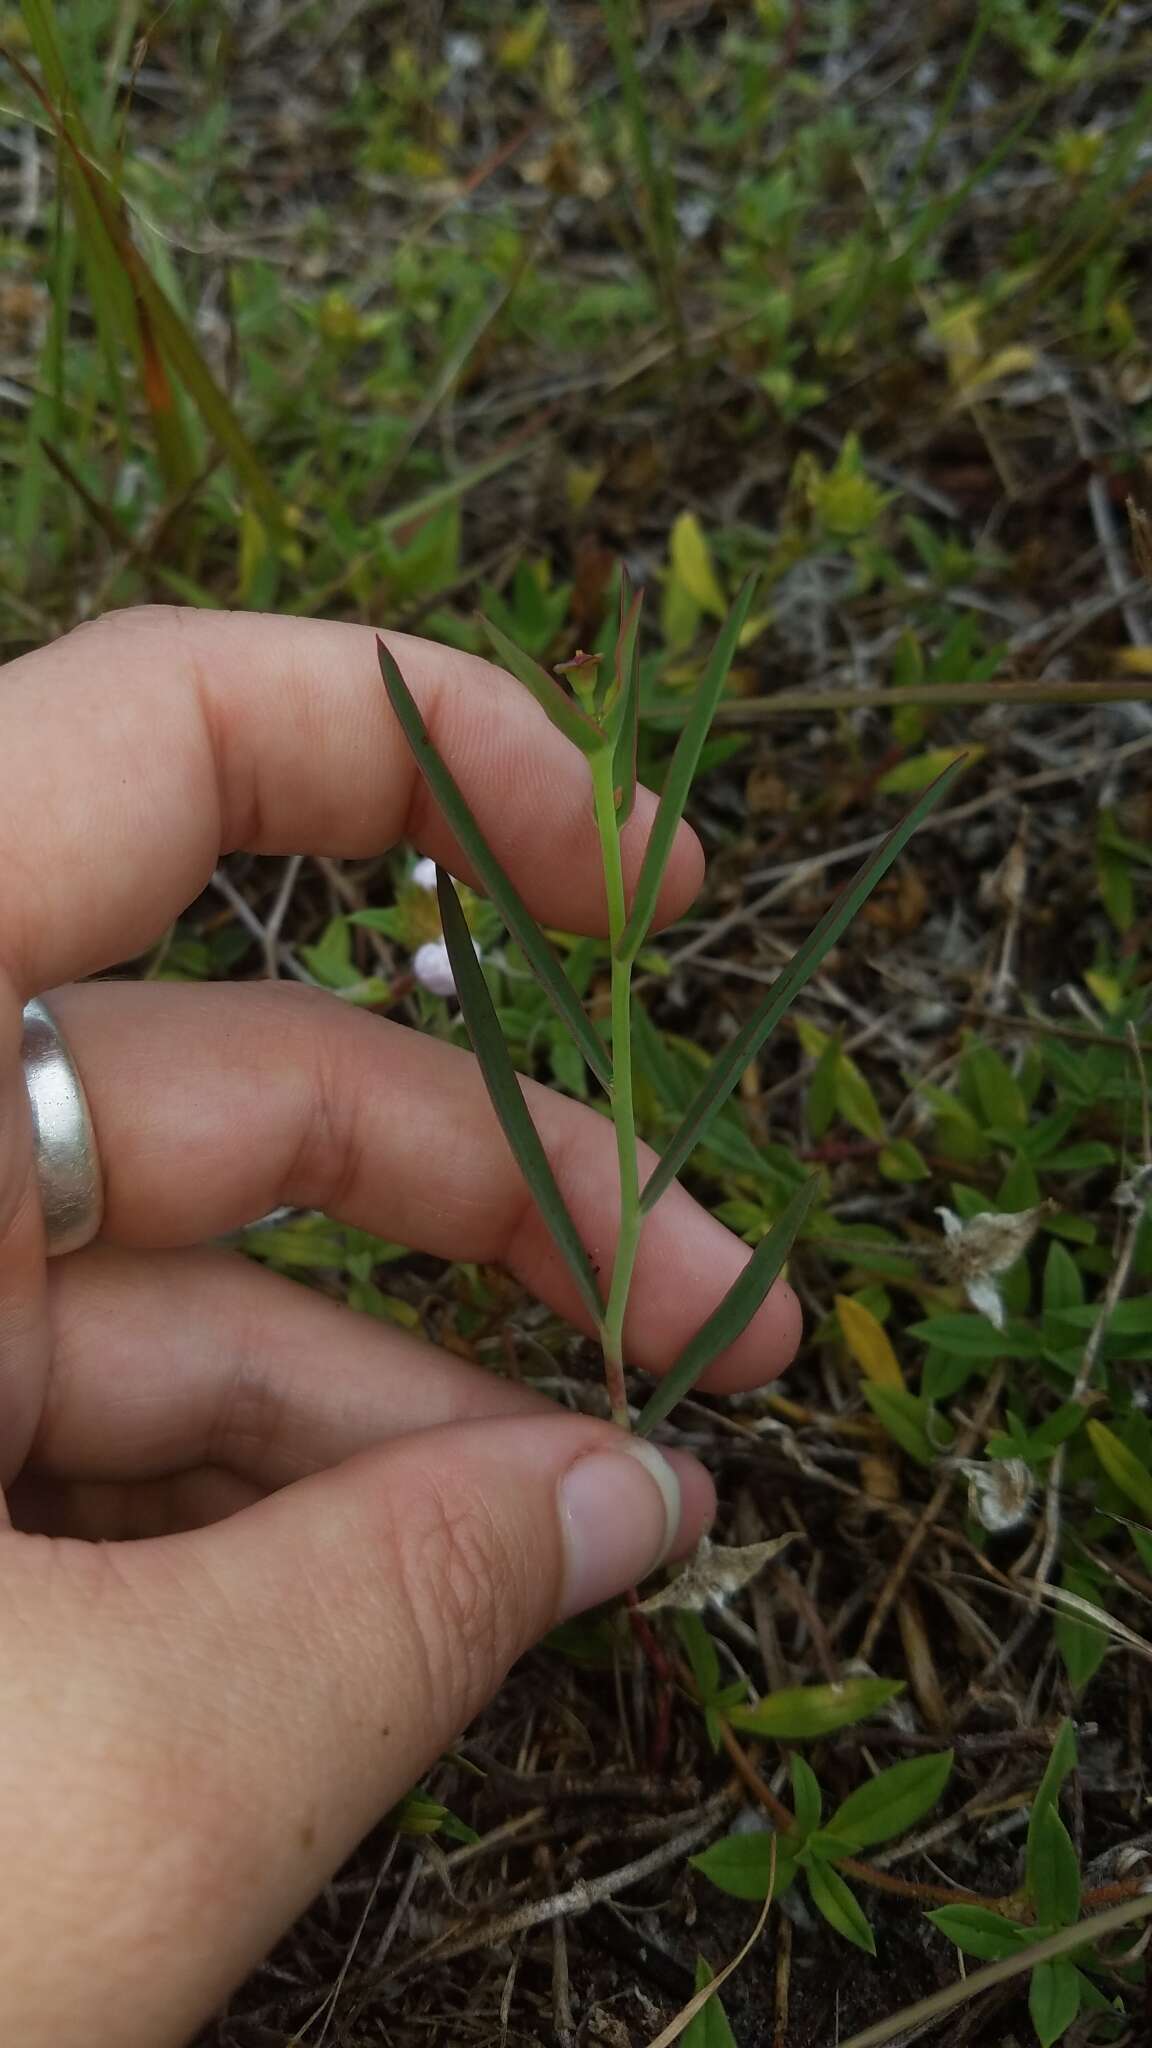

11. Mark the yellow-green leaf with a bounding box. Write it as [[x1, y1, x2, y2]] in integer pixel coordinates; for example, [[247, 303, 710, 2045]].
[[669, 510, 727, 617], [1087, 1420, 1152, 1522], [836, 1294, 905, 1389], [877, 746, 978, 797]]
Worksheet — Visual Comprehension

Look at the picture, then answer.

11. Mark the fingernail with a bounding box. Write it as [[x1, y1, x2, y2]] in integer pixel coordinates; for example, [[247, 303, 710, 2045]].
[[557, 1440, 682, 1619]]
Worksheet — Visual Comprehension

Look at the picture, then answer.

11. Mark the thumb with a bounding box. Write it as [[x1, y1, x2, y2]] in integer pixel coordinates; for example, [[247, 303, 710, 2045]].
[[2, 1414, 711, 2047]]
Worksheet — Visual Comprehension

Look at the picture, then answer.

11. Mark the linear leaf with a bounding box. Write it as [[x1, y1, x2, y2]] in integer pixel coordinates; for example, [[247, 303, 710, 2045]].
[[436, 870, 602, 1326], [378, 639, 611, 1088], [478, 615, 603, 757], [611, 577, 643, 824], [639, 758, 966, 1213], [617, 575, 757, 961], [635, 1175, 820, 1435]]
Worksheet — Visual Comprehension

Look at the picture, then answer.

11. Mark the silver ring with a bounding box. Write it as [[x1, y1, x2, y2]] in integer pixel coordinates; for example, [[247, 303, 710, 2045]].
[[20, 998, 104, 1256]]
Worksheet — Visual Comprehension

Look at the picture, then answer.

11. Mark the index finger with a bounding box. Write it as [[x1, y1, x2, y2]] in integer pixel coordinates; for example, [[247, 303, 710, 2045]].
[[0, 606, 705, 995]]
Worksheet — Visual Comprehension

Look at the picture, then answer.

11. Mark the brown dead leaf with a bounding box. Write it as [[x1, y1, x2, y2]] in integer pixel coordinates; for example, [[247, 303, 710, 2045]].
[[637, 1533, 796, 1614]]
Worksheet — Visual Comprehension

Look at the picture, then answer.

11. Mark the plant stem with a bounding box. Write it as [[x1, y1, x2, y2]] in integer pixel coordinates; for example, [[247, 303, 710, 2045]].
[[591, 747, 642, 1428]]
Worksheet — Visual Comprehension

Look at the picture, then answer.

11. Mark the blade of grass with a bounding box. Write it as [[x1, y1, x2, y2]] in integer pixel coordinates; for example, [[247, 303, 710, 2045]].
[[611, 577, 643, 824], [436, 869, 603, 1327], [377, 639, 612, 1088], [617, 575, 757, 962], [639, 759, 966, 1215], [635, 1175, 821, 1435], [10, 37, 278, 519], [479, 614, 603, 757]]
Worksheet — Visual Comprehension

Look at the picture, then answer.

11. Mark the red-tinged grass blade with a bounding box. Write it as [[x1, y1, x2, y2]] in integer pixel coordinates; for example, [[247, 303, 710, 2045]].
[[638, 757, 967, 1216], [479, 614, 604, 758], [635, 1174, 821, 1437], [378, 639, 613, 1088], [611, 578, 643, 824], [436, 869, 603, 1327], [10, 34, 279, 521], [617, 575, 757, 962]]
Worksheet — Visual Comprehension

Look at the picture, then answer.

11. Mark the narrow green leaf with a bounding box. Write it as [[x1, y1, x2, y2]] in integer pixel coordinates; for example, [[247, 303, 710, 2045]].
[[436, 870, 602, 1326], [618, 576, 758, 962], [639, 759, 966, 1213], [683, 1958, 739, 2048], [1030, 1805, 1081, 1930], [791, 1755, 822, 1836], [806, 1859, 876, 1955], [927, 1905, 1032, 1961], [478, 614, 603, 756], [729, 1678, 903, 1740], [610, 577, 643, 824], [826, 1752, 953, 1851], [635, 1175, 820, 1434], [377, 640, 612, 1087], [1029, 1959, 1082, 2048]]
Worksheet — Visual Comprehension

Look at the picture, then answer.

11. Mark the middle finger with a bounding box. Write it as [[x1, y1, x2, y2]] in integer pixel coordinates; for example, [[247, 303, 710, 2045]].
[[50, 981, 802, 1392]]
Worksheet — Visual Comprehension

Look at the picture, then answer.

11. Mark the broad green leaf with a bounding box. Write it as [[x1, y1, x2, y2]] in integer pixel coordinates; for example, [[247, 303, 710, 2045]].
[[965, 1043, 1028, 1129], [478, 615, 602, 756], [1087, 1420, 1152, 1521], [826, 1752, 953, 1851], [927, 1905, 1032, 1961], [908, 1315, 1042, 1359], [834, 1052, 885, 1140], [862, 1385, 942, 1467], [836, 1294, 904, 1388], [1030, 1804, 1081, 1930], [878, 1138, 931, 1181], [876, 745, 977, 796], [791, 1755, 822, 1837], [683, 1957, 739, 2048], [1043, 1242, 1085, 1318], [618, 577, 757, 962], [610, 578, 643, 823], [436, 871, 602, 1325], [670, 509, 727, 616], [638, 759, 965, 1212], [635, 1175, 820, 1434], [676, 1612, 720, 1702], [1027, 1719, 1077, 1909], [1030, 1958, 1082, 2048], [690, 1832, 791, 1901], [729, 1678, 903, 1740], [1057, 1299, 1152, 1336], [805, 1859, 876, 1955], [377, 641, 611, 1087]]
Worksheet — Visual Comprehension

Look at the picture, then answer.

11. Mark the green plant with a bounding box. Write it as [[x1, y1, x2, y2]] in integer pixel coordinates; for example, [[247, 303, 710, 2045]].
[[378, 581, 961, 1432], [929, 1723, 1128, 2046]]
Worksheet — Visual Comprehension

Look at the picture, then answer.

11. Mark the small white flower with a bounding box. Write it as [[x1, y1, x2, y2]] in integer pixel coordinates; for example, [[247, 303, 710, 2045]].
[[412, 936, 482, 999], [410, 857, 438, 891]]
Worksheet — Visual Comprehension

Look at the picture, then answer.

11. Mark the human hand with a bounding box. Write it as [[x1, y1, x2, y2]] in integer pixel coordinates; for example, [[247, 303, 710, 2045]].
[[0, 607, 801, 2045]]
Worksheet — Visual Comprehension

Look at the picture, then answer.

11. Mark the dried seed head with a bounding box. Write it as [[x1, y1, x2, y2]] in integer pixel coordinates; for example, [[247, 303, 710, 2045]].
[[954, 1457, 1034, 1534], [936, 1204, 1051, 1329]]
